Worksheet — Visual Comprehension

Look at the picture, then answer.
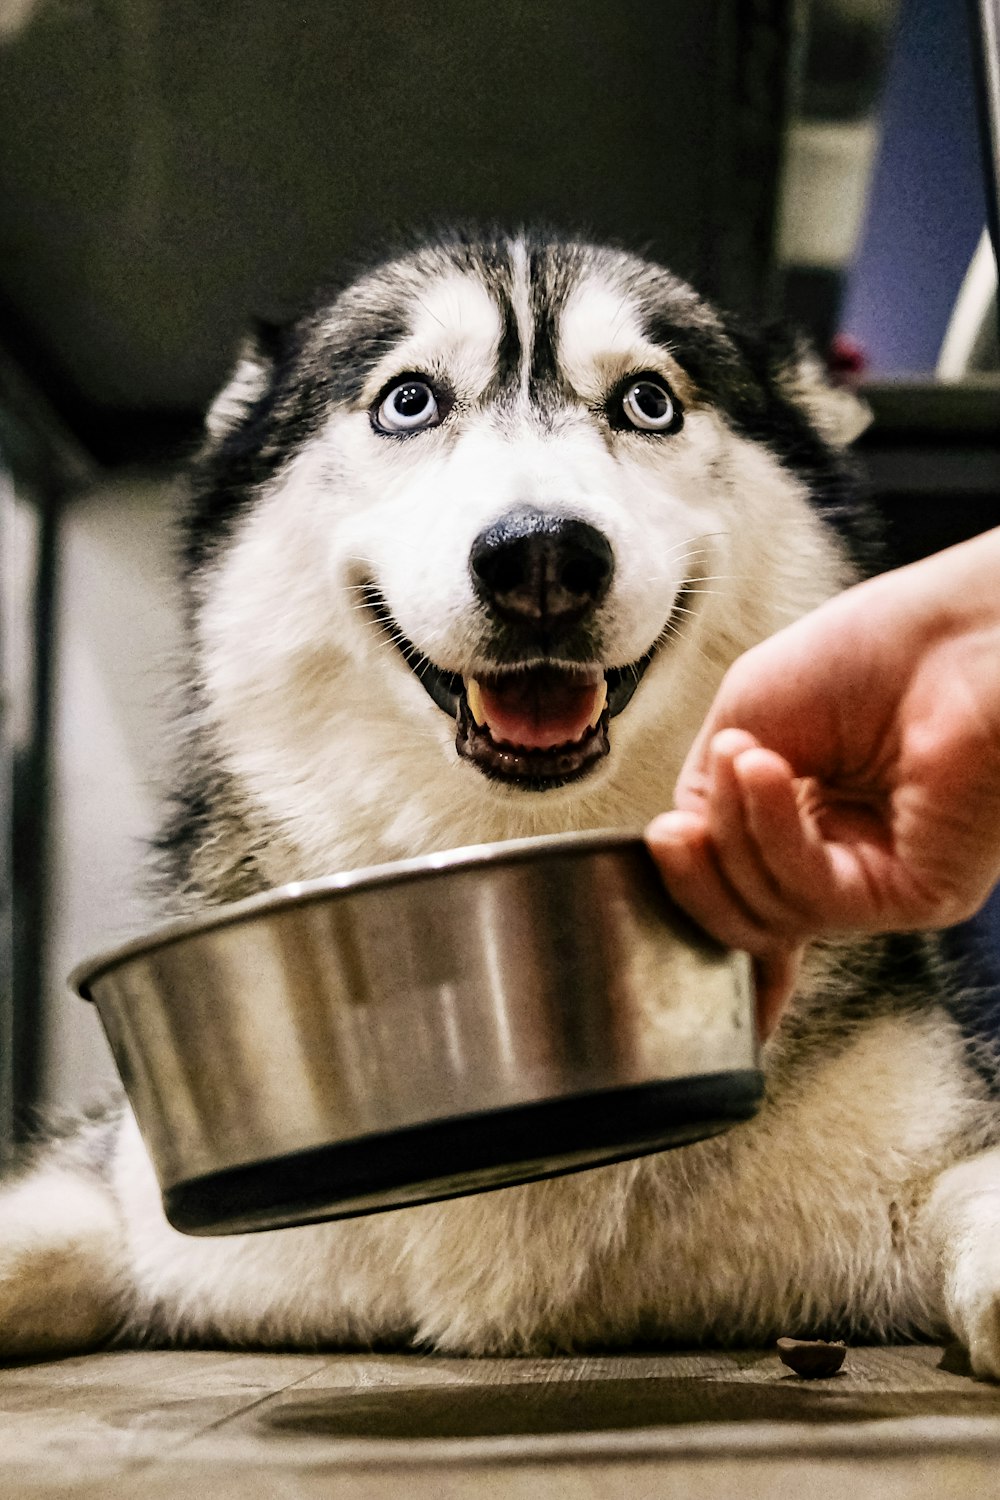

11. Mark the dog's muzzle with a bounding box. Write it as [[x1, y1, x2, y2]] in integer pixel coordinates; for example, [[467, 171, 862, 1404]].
[[363, 511, 658, 790]]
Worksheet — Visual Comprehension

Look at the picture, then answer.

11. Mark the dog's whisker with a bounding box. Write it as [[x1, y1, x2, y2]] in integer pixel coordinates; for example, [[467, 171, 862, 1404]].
[[346, 600, 451, 656], [642, 550, 714, 577], [651, 547, 710, 572], [659, 530, 730, 557], [637, 572, 737, 588], [636, 578, 739, 593], [668, 602, 705, 617], [657, 618, 716, 667], [659, 536, 714, 557]]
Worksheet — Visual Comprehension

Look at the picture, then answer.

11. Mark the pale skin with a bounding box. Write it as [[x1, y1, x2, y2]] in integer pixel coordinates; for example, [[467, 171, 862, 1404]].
[[646, 527, 1000, 1038]]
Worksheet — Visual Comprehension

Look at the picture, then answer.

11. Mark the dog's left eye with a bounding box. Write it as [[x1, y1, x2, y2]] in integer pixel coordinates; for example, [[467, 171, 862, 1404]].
[[621, 378, 681, 433], [374, 379, 441, 434]]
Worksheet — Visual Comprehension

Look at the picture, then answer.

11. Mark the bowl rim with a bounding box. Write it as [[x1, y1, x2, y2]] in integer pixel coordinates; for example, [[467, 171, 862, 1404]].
[[70, 826, 660, 1001]]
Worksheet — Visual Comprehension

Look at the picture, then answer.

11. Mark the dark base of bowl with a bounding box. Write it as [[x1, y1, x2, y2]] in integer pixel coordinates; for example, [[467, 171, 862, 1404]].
[[164, 1069, 765, 1235]]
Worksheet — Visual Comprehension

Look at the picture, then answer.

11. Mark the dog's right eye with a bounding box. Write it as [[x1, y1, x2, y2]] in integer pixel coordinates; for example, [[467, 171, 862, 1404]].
[[373, 379, 441, 435]]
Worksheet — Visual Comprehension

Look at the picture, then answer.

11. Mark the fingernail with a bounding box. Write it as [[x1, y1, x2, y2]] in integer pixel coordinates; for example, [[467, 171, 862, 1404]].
[[645, 812, 684, 844], [711, 728, 760, 761], [647, 810, 705, 842]]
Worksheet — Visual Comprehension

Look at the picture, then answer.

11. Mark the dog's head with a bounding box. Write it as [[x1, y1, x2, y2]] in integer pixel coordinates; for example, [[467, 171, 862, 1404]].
[[184, 234, 871, 875]]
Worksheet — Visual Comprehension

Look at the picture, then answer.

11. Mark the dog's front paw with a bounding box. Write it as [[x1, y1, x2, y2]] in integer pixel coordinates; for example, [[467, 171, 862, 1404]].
[[922, 1150, 1000, 1382], [945, 1251, 1000, 1381], [950, 1292, 1000, 1380], [0, 1170, 124, 1360]]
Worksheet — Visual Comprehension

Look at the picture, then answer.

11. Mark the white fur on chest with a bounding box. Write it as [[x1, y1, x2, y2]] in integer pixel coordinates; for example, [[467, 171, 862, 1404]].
[[113, 1006, 979, 1353]]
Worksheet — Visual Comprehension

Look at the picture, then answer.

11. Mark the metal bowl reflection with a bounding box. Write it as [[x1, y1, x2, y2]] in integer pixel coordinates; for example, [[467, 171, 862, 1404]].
[[71, 830, 761, 1234]]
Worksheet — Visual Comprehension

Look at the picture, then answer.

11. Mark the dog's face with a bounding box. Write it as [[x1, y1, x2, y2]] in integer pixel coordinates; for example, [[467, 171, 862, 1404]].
[[187, 237, 866, 877]]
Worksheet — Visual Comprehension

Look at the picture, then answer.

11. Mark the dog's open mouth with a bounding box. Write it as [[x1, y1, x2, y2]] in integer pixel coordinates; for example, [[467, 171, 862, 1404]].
[[362, 587, 655, 788], [458, 665, 612, 785]]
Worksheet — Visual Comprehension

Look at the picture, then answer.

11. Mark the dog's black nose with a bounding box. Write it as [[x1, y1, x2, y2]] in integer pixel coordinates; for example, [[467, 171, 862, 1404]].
[[470, 509, 614, 626]]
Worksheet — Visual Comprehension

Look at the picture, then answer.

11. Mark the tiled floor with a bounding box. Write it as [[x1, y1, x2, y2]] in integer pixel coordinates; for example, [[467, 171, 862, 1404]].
[[3, 1344, 1000, 1497]]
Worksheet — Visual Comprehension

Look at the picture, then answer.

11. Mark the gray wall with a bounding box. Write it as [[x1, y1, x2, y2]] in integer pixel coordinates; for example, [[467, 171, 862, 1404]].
[[0, 0, 788, 437], [43, 474, 183, 1110]]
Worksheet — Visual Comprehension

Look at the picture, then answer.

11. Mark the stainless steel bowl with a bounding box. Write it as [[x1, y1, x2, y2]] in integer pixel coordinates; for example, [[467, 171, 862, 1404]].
[[72, 831, 761, 1235]]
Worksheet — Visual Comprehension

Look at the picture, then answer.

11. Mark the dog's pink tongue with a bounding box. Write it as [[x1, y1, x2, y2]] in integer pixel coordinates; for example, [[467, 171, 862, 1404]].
[[476, 671, 604, 750]]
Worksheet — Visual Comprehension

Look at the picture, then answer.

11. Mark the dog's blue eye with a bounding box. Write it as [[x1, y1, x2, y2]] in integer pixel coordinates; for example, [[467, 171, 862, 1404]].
[[375, 380, 440, 434], [622, 379, 677, 432]]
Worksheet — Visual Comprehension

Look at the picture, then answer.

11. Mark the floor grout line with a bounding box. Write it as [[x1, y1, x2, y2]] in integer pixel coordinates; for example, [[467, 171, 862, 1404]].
[[178, 1358, 337, 1444], [74, 1357, 338, 1482]]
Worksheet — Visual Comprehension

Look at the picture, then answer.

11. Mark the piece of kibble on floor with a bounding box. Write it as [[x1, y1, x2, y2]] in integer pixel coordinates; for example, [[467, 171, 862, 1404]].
[[776, 1338, 847, 1378]]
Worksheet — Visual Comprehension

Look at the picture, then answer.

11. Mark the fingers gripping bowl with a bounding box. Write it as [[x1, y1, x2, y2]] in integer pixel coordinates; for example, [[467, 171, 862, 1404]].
[[72, 832, 762, 1235]]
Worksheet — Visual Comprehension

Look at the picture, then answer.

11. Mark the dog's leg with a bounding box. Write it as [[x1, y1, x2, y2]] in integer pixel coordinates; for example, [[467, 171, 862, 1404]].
[[921, 1146, 1000, 1379], [0, 1165, 125, 1359]]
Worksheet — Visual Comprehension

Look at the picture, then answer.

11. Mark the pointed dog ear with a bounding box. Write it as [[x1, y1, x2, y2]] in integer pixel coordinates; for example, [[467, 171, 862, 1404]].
[[775, 340, 872, 447], [204, 318, 284, 442], [733, 323, 872, 448]]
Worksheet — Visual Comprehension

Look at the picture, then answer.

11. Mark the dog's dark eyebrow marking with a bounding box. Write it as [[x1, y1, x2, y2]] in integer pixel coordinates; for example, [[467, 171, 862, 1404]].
[[641, 309, 742, 403], [641, 310, 700, 361], [325, 316, 413, 406], [527, 246, 571, 405], [484, 278, 523, 401]]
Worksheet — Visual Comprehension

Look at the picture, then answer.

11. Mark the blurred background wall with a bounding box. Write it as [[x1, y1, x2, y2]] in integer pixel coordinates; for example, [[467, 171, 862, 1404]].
[[42, 477, 181, 1108]]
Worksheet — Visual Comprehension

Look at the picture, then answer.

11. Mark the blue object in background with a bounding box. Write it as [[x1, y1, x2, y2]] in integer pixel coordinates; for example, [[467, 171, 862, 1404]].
[[840, 0, 988, 373], [939, 886, 1000, 1057]]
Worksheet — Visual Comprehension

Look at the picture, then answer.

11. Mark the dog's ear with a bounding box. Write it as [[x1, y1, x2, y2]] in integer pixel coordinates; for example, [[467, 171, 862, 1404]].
[[775, 341, 872, 448], [733, 324, 872, 448], [204, 319, 284, 442]]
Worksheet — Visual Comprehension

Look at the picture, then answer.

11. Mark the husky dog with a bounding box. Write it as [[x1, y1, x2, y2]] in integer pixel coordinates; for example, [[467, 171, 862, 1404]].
[[4, 234, 1000, 1373]]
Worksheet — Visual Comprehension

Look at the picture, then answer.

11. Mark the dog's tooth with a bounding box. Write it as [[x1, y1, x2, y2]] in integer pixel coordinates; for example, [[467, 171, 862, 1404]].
[[466, 678, 487, 727], [587, 679, 608, 728]]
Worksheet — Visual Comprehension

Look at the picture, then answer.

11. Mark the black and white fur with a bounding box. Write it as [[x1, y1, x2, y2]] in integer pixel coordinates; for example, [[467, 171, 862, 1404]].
[[4, 233, 1000, 1373]]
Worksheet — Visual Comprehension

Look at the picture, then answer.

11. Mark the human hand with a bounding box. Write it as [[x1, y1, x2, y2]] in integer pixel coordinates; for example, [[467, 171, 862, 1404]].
[[646, 529, 1000, 1037]]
